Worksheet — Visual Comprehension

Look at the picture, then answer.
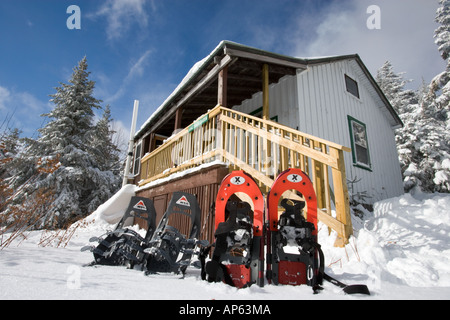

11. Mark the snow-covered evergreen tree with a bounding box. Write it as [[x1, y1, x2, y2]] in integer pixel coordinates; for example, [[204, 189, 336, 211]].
[[376, 61, 417, 115], [430, 0, 450, 120], [424, 0, 450, 192], [378, 0, 450, 193], [90, 105, 121, 173], [2, 57, 122, 229], [0, 128, 20, 213], [85, 105, 122, 213]]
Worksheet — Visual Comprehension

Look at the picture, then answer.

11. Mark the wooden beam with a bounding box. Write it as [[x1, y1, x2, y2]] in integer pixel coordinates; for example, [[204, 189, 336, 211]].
[[262, 64, 269, 120], [224, 47, 307, 70], [218, 66, 228, 107]]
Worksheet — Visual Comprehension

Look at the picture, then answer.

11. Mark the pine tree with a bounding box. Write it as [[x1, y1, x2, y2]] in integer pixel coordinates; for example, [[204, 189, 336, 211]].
[[380, 0, 450, 193], [90, 105, 121, 173], [0, 128, 21, 213], [85, 105, 122, 213], [425, 0, 450, 192], [376, 61, 418, 114], [2, 57, 122, 229]]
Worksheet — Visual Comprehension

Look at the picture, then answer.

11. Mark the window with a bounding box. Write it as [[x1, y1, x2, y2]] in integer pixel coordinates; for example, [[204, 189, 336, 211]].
[[133, 142, 142, 176], [345, 74, 360, 99], [348, 116, 371, 170]]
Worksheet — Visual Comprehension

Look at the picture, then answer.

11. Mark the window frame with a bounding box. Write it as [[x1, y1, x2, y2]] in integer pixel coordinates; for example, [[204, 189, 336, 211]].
[[344, 74, 360, 99], [347, 115, 372, 171]]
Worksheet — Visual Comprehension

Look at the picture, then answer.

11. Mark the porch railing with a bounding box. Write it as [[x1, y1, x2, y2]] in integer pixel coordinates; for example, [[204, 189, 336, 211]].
[[139, 105, 352, 246]]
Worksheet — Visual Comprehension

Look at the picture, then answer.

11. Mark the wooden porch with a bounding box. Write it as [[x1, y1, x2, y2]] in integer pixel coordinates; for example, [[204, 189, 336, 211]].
[[137, 105, 353, 247]]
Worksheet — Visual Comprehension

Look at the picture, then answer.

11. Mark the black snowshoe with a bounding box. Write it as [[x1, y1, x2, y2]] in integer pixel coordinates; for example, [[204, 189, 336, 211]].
[[144, 191, 208, 275], [81, 196, 157, 267]]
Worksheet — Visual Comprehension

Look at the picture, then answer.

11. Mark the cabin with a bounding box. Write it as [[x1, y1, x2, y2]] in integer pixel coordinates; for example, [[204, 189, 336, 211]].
[[127, 41, 403, 247]]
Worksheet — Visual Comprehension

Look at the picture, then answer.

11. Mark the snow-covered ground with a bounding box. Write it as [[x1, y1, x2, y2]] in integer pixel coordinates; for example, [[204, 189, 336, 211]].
[[1, 191, 449, 301]]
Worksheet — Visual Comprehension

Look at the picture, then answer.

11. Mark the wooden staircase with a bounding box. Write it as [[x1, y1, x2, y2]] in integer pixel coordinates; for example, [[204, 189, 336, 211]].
[[139, 105, 353, 246]]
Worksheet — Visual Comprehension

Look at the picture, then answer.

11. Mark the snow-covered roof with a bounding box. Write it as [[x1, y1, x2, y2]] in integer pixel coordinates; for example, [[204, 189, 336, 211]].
[[134, 41, 401, 140]]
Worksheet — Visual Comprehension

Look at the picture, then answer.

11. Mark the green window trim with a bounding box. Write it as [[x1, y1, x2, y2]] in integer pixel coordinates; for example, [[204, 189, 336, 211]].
[[347, 116, 372, 171], [249, 106, 278, 122]]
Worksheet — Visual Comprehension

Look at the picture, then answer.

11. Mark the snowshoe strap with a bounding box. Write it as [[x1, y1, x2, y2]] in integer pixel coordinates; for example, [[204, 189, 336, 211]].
[[202, 234, 234, 286], [315, 243, 371, 295]]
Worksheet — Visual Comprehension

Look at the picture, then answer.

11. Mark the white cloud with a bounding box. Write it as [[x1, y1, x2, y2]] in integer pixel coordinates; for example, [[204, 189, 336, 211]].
[[0, 86, 11, 111], [91, 0, 152, 40], [103, 49, 152, 104], [291, 0, 445, 87], [110, 119, 130, 154], [0, 85, 50, 137]]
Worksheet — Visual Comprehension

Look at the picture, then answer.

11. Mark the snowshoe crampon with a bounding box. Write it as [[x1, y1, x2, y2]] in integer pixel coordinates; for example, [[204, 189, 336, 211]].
[[144, 191, 207, 275], [82, 196, 157, 267], [204, 171, 265, 288]]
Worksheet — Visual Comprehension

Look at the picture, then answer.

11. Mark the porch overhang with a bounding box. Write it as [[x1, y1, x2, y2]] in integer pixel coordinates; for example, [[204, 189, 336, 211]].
[[135, 41, 307, 140]]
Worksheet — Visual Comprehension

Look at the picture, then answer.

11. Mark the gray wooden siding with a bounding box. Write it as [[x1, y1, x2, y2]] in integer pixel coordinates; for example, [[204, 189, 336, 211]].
[[233, 58, 404, 204]]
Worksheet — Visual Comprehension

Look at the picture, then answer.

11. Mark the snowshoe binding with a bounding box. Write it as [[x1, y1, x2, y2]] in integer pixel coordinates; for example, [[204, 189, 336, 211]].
[[82, 196, 157, 268], [144, 191, 207, 275], [202, 171, 265, 288]]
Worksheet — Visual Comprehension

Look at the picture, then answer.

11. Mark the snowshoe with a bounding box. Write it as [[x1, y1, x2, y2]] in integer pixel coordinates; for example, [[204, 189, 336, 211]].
[[266, 168, 321, 290], [83, 196, 157, 267], [202, 171, 265, 288], [144, 191, 207, 275], [266, 168, 370, 295]]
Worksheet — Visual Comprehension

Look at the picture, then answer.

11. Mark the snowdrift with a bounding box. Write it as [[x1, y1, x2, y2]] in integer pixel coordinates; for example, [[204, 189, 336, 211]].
[[1, 192, 449, 300], [84, 184, 136, 225]]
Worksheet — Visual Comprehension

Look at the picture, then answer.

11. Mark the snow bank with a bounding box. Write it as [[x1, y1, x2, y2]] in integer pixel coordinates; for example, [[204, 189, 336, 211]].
[[370, 192, 450, 287], [319, 191, 450, 294], [84, 184, 137, 226]]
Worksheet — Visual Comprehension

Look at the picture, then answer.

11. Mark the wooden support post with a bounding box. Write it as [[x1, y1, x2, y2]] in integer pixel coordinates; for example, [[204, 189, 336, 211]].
[[262, 64, 271, 178], [174, 106, 183, 131], [218, 67, 228, 107], [262, 64, 269, 120], [149, 133, 156, 153]]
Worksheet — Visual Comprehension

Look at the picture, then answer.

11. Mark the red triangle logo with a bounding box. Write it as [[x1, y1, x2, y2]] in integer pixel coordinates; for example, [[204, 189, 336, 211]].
[[133, 200, 147, 210], [176, 196, 190, 207]]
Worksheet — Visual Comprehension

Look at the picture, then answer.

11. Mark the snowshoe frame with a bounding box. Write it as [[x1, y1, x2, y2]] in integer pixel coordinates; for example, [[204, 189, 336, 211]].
[[145, 191, 203, 275], [206, 170, 265, 288], [90, 196, 157, 267], [266, 168, 320, 287]]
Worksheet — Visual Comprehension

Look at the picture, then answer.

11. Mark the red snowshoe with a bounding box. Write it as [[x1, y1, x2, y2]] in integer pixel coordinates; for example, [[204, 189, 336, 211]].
[[266, 168, 322, 289], [203, 171, 265, 288], [266, 168, 370, 295]]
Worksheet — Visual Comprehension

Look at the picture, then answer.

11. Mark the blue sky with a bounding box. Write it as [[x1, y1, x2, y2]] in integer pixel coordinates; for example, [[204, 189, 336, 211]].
[[0, 0, 445, 144]]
